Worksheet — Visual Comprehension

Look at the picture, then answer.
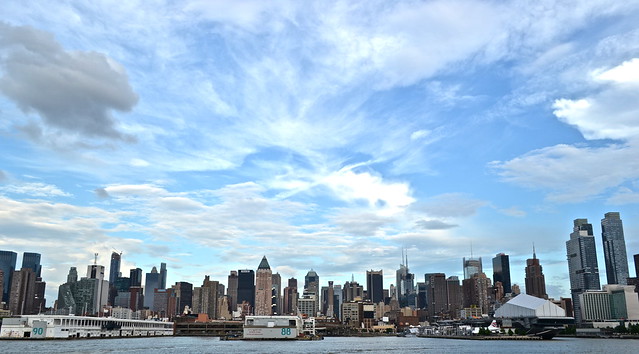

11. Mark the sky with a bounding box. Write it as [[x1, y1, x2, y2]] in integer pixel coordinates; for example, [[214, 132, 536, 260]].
[[1, 0, 639, 303]]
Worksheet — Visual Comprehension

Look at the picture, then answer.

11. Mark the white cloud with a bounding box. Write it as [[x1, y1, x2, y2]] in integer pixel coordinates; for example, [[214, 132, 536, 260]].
[[0, 182, 70, 197], [415, 193, 487, 218], [322, 166, 414, 215]]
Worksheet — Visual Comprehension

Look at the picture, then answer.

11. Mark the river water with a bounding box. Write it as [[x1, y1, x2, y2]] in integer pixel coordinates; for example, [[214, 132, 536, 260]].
[[2, 336, 637, 353]]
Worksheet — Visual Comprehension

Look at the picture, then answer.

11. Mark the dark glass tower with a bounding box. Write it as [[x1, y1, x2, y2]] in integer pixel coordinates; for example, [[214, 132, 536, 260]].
[[159, 262, 167, 290], [0, 250, 17, 303], [237, 269, 255, 310], [601, 212, 629, 285], [21, 252, 42, 278], [366, 270, 384, 303], [144, 266, 160, 309], [567, 218, 600, 324], [492, 253, 511, 294], [109, 252, 121, 283], [130, 268, 143, 287]]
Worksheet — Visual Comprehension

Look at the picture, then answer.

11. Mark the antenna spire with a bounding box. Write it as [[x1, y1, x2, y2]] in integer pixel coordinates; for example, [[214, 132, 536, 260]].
[[533, 243, 537, 259], [470, 240, 474, 259], [94, 253, 98, 265]]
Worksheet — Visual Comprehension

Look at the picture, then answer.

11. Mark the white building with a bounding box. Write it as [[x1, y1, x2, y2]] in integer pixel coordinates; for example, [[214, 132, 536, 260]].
[[494, 293, 566, 318], [580, 285, 639, 321]]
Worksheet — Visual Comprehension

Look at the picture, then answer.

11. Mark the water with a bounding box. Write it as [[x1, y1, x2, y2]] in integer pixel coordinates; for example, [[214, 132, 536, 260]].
[[2, 336, 637, 353]]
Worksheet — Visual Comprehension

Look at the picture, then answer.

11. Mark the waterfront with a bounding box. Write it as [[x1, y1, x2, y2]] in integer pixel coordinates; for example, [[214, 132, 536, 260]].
[[2, 336, 638, 353]]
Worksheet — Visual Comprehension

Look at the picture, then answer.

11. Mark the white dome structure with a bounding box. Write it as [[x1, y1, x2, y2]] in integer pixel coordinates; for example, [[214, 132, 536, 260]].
[[494, 293, 566, 318]]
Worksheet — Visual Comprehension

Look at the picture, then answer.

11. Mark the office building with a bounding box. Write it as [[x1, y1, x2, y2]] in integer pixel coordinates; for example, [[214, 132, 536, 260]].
[[159, 262, 167, 290], [109, 252, 121, 283], [129, 268, 143, 287], [366, 270, 384, 304], [254, 256, 272, 316], [492, 253, 511, 294], [9, 267, 36, 315], [446, 276, 462, 318], [567, 218, 601, 325], [0, 250, 17, 303], [462, 272, 491, 314], [21, 252, 42, 278], [343, 278, 364, 302], [426, 273, 447, 320], [463, 257, 482, 279], [271, 272, 281, 315], [283, 277, 298, 315], [227, 270, 238, 311], [304, 269, 319, 312], [601, 212, 629, 285], [396, 252, 416, 308], [237, 269, 255, 311], [173, 281, 193, 315], [580, 284, 639, 321], [192, 275, 219, 319], [144, 266, 160, 309], [525, 246, 547, 299]]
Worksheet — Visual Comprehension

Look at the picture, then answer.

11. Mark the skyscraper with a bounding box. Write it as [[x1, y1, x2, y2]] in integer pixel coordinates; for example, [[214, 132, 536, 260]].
[[109, 252, 121, 284], [567, 218, 601, 324], [463, 257, 482, 279], [144, 266, 160, 309], [492, 253, 511, 294], [227, 270, 238, 311], [601, 212, 629, 285], [0, 250, 17, 303], [173, 281, 193, 315], [396, 252, 416, 308], [237, 269, 255, 311], [304, 269, 319, 312], [283, 277, 298, 315], [130, 268, 143, 287], [21, 252, 42, 278], [159, 262, 167, 290], [271, 273, 281, 315], [9, 267, 36, 315], [366, 270, 384, 304], [426, 273, 447, 320], [254, 256, 273, 316], [525, 246, 547, 299]]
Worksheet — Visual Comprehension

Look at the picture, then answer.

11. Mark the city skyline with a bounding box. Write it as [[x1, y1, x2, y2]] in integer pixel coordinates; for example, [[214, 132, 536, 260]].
[[1, 1, 639, 305]]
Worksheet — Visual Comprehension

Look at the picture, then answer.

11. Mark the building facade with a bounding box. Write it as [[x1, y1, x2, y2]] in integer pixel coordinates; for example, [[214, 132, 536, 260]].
[[254, 256, 273, 316], [492, 253, 511, 294], [601, 212, 629, 285], [525, 248, 547, 299], [566, 218, 601, 325]]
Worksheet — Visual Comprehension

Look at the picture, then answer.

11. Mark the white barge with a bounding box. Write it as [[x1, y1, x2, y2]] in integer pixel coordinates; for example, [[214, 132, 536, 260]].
[[0, 315, 174, 339], [240, 315, 322, 340]]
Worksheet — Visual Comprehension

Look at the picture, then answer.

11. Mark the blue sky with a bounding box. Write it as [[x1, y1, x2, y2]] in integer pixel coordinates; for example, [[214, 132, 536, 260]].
[[1, 1, 639, 302]]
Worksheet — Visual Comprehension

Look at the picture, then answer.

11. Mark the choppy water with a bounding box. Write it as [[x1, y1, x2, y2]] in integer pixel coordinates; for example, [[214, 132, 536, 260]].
[[2, 335, 637, 353]]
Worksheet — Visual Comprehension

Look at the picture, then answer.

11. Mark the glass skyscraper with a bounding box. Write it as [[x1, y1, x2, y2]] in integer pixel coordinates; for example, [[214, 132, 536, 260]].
[[109, 252, 121, 283], [601, 212, 629, 285], [492, 253, 511, 294], [566, 218, 600, 324], [0, 250, 17, 303], [21, 252, 42, 278]]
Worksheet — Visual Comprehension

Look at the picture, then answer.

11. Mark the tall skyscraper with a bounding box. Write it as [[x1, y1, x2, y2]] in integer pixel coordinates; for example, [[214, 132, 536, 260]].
[[172, 281, 193, 315], [463, 257, 482, 279], [227, 270, 238, 311], [159, 262, 167, 290], [254, 256, 273, 316], [426, 273, 447, 320], [304, 269, 319, 312], [601, 212, 629, 285], [130, 268, 143, 287], [492, 253, 511, 294], [271, 272, 281, 315], [525, 246, 547, 299], [366, 270, 384, 304], [283, 277, 298, 315], [144, 266, 160, 309], [567, 218, 601, 324], [192, 275, 219, 319], [396, 252, 416, 308], [21, 252, 42, 278], [109, 252, 121, 283], [0, 250, 17, 303], [462, 272, 491, 314], [446, 276, 462, 318], [9, 267, 36, 315], [237, 269, 255, 311]]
